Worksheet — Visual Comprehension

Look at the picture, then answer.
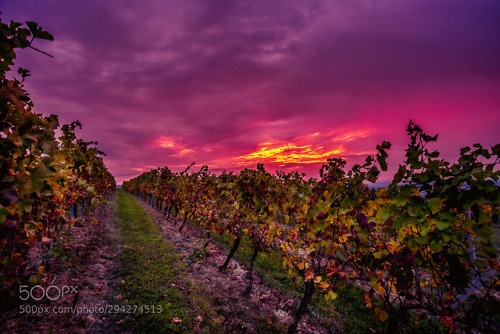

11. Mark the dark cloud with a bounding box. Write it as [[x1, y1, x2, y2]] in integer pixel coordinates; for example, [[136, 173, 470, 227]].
[[1, 0, 499, 183]]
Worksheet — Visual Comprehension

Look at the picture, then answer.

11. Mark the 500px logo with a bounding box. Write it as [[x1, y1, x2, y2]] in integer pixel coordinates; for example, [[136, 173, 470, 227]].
[[19, 285, 78, 301]]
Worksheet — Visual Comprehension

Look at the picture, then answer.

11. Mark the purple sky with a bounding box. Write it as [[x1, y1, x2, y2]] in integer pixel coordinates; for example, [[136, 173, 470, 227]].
[[2, 0, 500, 184]]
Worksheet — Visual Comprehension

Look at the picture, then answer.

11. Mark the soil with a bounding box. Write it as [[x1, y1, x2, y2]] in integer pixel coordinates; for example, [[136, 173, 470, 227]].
[[0, 195, 123, 334]]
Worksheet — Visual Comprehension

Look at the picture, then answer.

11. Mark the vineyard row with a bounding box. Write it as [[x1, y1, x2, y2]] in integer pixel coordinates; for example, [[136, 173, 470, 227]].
[[0, 18, 116, 299], [123, 123, 499, 333]]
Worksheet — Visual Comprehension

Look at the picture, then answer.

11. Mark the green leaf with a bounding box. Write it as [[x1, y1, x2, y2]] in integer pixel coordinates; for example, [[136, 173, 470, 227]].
[[491, 144, 500, 156], [430, 240, 444, 252], [377, 155, 388, 171], [435, 219, 450, 231], [313, 220, 325, 232], [26, 21, 54, 41], [391, 194, 409, 207], [26, 21, 39, 34], [376, 207, 390, 221], [428, 197, 442, 214], [358, 229, 369, 242], [420, 223, 429, 236], [0, 207, 10, 224], [460, 146, 471, 155], [269, 203, 279, 213], [416, 236, 428, 245], [473, 223, 493, 240]]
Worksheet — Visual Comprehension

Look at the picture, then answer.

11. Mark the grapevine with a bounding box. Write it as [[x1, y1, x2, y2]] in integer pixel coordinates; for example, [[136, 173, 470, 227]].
[[123, 127, 499, 332], [0, 17, 115, 299]]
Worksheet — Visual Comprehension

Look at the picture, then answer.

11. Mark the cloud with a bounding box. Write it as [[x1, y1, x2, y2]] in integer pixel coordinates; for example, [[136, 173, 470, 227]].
[[2, 0, 499, 184]]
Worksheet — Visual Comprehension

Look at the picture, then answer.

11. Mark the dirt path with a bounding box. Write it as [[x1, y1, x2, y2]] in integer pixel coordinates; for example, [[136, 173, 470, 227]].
[[134, 195, 328, 334]]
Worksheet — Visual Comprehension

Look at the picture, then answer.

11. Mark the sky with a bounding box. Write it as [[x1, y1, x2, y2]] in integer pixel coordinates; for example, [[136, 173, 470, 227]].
[[1, 0, 500, 184]]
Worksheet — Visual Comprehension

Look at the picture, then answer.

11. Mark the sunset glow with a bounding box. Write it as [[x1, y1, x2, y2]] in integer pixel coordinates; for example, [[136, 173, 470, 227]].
[[155, 136, 194, 156], [233, 129, 375, 168], [157, 137, 175, 148], [236, 142, 345, 166]]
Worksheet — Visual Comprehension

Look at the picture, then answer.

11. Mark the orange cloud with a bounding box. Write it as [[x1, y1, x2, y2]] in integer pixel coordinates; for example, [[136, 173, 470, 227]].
[[236, 142, 344, 166], [154, 136, 193, 156], [147, 128, 375, 175], [234, 129, 373, 167], [157, 137, 175, 148]]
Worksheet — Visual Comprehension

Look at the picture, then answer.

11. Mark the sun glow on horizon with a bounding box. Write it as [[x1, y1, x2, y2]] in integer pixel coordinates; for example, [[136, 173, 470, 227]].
[[236, 142, 345, 165], [158, 137, 175, 148], [234, 129, 373, 167], [142, 128, 377, 177]]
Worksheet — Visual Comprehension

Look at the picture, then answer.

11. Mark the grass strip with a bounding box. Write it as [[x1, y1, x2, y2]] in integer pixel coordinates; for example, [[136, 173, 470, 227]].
[[114, 190, 222, 333]]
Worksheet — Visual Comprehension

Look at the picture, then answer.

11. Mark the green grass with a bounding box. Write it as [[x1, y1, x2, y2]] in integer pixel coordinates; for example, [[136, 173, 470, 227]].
[[210, 232, 294, 293], [114, 190, 222, 333]]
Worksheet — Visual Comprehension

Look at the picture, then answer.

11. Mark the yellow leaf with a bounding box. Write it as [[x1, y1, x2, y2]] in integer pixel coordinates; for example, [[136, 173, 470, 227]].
[[387, 240, 399, 254], [374, 307, 388, 322], [372, 282, 386, 295], [390, 282, 398, 296], [38, 266, 45, 276], [314, 276, 322, 283], [320, 281, 329, 289], [486, 258, 500, 271], [325, 290, 337, 301], [339, 234, 347, 243], [281, 243, 289, 253]]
